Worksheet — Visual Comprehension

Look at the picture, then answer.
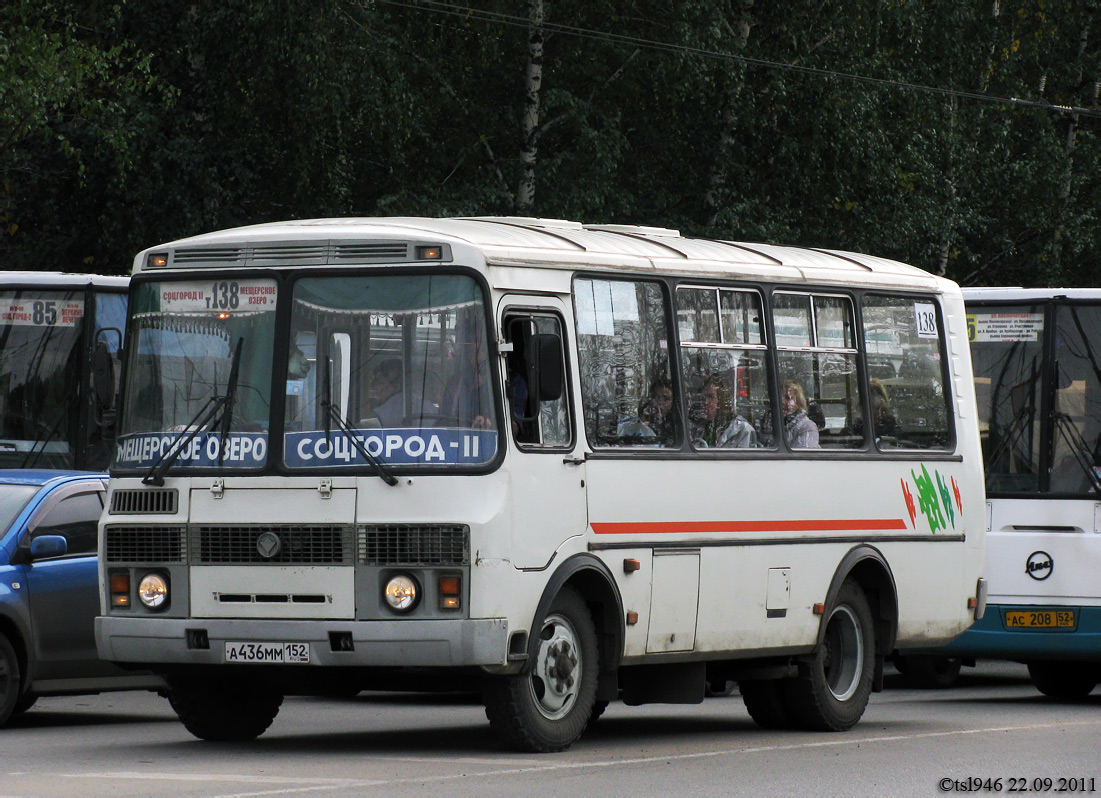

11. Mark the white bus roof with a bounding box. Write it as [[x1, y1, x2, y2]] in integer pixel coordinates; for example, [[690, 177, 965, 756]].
[[136, 217, 952, 293], [962, 287, 1101, 301], [0, 271, 129, 290]]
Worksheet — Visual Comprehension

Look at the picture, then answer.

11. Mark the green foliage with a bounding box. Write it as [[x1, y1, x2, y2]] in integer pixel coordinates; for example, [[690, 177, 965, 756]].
[[2, 0, 1099, 286]]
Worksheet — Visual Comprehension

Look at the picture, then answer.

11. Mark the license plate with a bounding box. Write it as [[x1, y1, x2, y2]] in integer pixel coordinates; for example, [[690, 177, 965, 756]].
[[1004, 609, 1076, 629], [224, 641, 311, 664]]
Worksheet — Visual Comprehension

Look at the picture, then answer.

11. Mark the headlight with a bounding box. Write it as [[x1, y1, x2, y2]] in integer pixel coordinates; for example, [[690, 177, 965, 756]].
[[137, 572, 169, 609], [383, 574, 418, 612]]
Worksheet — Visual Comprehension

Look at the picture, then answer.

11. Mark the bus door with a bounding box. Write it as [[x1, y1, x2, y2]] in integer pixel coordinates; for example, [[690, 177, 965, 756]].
[[499, 301, 586, 570]]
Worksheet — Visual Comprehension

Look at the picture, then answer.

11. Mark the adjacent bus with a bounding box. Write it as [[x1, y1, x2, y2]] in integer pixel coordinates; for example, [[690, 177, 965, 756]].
[[0, 272, 128, 470], [918, 288, 1100, 696], [95, 218, 985, 752]]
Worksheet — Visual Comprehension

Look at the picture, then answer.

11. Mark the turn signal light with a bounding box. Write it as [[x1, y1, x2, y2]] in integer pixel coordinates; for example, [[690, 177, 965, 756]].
[[439, 575, 461, 610], [110, 571, 131, 608]]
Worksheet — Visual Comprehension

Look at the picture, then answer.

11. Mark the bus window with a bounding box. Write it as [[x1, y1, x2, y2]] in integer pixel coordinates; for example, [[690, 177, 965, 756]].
[[504, 314, 571, 448], [574, 278, 676, 448], [281, 273, 498, 469], [115, 278, 276, 471], [0, 289, 86, 468], [773, 292, 863, 450], [1050, 303, 1101, 493], [862, 295, 952, 451], [677, 286, 771, 449]]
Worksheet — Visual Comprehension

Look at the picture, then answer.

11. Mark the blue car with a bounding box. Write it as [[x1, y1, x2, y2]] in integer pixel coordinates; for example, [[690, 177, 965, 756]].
[[0, 471, 162, 726]]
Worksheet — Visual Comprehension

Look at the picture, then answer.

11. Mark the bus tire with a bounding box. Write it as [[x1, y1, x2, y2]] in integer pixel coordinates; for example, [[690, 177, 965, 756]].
[[167, 675, 284, 741], [784, 581, 875, 731], [0, 633, 21, 728], [589, 699, 609, 724], [483, 587, 598, 753], [739, 679, 795, 729], [895, 654, 963, 689], [1027, 661, 1099, 699]]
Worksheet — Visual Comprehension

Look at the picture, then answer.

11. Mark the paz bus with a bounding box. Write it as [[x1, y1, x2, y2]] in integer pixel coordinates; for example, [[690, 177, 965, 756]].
[[907, 288, 1100, 695], [95, 217, 985, 752], [0, 272, 128, 470]]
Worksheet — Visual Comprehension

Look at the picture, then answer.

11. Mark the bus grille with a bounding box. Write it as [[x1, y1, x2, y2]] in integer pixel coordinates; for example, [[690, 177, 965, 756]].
[[110, 488, 179, 514], [191, 525, 355, 565], [359, 525, 469, 566], [104, 525, 187, 563]]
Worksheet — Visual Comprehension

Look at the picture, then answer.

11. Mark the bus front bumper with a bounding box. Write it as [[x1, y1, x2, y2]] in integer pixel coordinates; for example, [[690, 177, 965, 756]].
[[96, 615, 511, 669]]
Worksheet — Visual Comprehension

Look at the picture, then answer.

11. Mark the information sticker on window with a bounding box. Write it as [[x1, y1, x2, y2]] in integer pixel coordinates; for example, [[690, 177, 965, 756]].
[[914, 303, 938, 339], [158, 279, 277, 313], [0, 296, 84, 327]]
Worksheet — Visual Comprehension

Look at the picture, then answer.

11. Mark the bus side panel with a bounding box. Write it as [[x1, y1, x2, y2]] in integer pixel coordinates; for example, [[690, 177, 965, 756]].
[[585, 455, 980, 661]]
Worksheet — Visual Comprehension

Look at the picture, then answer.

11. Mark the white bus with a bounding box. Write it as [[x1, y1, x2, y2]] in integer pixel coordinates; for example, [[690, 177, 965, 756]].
[[912, 288, 1100, 696], [95, 218, 985, 752], [0, 272, 128, 470]]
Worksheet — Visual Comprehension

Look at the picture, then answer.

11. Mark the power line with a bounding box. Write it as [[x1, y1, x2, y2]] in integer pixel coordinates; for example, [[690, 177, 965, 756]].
[[374, 0, 1101, 119]]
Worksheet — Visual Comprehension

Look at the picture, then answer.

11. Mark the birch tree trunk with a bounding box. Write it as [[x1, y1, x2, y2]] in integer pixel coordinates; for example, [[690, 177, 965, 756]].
[[516, 0, 545, 213]]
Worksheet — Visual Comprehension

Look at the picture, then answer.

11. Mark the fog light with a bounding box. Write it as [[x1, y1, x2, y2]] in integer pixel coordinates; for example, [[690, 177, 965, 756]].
[[137, 572, 169, 609], [383, 574, 418, 612]]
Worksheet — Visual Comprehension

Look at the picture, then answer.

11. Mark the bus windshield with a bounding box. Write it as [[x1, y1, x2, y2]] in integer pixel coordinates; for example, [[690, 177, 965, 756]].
[[116, 278, 277, 472], [0, 290, 86, 468], [114, 273, 498, 473], [284, 273, 497, 469], [972, 302, 1101, 495]]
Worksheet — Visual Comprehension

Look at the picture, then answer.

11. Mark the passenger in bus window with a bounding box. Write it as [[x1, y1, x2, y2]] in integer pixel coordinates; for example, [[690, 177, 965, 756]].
[[692, 375, 756, 448], [618, 376, 675, 442], [869, 378, 900, 441], [372, 359, 404, 427], [781, 379, 819, 449]]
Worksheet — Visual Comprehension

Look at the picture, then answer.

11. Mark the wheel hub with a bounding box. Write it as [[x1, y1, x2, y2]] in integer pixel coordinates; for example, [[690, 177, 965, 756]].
[[530, 613, 583, 719]]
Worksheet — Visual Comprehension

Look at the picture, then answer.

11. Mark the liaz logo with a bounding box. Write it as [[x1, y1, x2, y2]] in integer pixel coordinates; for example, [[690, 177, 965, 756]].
[[900, 464, 963, 534], [1025, 551, 1053, 581]]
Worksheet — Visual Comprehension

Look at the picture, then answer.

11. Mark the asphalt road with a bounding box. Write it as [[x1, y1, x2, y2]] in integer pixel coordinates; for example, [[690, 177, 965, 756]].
[[2, 662, 1098, 797]]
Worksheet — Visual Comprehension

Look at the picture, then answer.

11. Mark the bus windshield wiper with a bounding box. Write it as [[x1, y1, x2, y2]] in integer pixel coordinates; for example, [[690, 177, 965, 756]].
[[319, 352, 397, 486], [142, 338, 243, 486], [1053, 411, 1101, 493]]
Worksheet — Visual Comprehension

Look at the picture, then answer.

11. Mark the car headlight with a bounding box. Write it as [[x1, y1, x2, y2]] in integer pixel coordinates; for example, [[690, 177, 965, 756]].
[[137, 572, 169, 609], [383, 574, 418, 613]]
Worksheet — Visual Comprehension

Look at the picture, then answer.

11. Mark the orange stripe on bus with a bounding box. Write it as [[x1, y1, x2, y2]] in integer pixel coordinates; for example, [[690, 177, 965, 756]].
[[589, 519, 909, 535]]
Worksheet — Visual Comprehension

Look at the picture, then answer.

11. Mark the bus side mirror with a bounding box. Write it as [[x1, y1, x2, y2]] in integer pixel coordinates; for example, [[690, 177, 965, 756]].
[[92, 339, 117, 426], [530, 333, 563, 402]]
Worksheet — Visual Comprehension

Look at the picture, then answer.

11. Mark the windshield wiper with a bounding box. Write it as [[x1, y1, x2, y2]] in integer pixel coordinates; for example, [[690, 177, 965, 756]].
[[319, 350, 397, 486], [142, 338, 243, 486], [1053, 411, 1101, 493], [20, 410, 65, 468]]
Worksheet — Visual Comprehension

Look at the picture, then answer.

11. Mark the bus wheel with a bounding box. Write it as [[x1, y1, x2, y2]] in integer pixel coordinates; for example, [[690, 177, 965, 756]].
[[167, 675, 284, 741], [483, 587, 598, 752], [1027, 661, 1099, 699], [784, 581, 875, 731], [0, 633, 22, 728], [739, 679, 794, 729], [896, 655, 963, 689]]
